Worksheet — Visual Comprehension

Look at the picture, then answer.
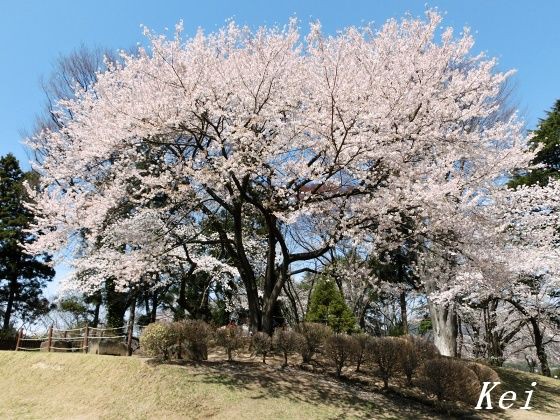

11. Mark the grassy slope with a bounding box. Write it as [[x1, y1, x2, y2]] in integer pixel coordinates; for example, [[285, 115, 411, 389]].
[[0, 351, 557, 419], [494, 367, 560, 419]]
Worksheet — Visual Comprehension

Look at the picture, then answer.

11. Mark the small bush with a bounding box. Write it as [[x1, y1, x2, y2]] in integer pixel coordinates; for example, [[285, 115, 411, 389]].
[[418, 358, 481, 405], [413, 336, 439, 361], [273, 329, 302, 367], [399, 339, 418, 386], [140, 322, 178, 360], [215, 326, 245, 361], [0, 328, 17, 340], [400, 336, 439, 386], [295, 322, 332, 363], [252, 332, 272, 363], [367, 337, 402, 389], [174, 320, 213, 361], [349, 333, 370, 372], [325, 333, 354, 378], [468, 362, 500, 384]]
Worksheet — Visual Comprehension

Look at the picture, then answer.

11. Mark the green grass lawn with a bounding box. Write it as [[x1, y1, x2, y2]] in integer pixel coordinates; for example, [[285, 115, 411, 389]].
[[0, 351, 557, 419], [493, 367, 560, 419]]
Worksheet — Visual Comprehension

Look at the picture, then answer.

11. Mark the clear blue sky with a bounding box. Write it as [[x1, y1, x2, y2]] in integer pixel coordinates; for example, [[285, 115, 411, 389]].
[[0, 1, 558, 295], [1, 1, 559, 167]]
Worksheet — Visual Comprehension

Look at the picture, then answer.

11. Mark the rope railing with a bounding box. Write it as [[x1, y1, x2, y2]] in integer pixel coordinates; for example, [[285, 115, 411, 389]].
[[52, 327, 84, 332], [87, 335, 128, 340], [49, 336, 86, 341], [49, 346, 84, 351], [17, 336, 49, 341], [15, 324, 137, 355], [87, 326, 127, 331]]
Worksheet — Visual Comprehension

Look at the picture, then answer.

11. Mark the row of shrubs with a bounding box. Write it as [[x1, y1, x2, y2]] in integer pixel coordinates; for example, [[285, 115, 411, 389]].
[[140, 321, 499, 406], [140, 321, 347, 366]]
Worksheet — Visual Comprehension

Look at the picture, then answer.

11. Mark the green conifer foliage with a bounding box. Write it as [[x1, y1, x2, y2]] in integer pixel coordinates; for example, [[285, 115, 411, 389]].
[[510, 100, 560, 187], [306, 277, 357, 333], [0, 154, 55, 330]]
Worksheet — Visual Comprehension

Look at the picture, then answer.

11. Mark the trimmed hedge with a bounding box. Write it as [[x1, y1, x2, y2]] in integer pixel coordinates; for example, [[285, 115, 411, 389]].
[[140, 322, 178, 360]]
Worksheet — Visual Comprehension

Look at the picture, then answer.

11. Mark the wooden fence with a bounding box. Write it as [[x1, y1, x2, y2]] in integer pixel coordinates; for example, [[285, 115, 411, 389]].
[[14, 324, 138, 355]]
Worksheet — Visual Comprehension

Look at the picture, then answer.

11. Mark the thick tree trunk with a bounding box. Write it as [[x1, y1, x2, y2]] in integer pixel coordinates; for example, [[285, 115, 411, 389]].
[[127, 298, 136, 356], [176, 264, 196, 320], [92, 301, 101, 328], [2, 293, 14, 331], [507, 299, 551, 377], [177, 274, 188, 320], [150, 294, 158, 323], [2, 277, 17, 331], [471, 325, 484, 359], [536, 345, 551, 377], [261, 299, 275, 335], [261, 267, 288, 335], [261, 214, 278, 335], [144, 298, 150, 319], [531, 318, 552, 377], [85, 291, 102, 328], [484, 299, 504, 365], [231, 202, 262, 332], [428, 299, 458, 357], [105, 278, 128, 328], [244, 282, 261, 332], [399, 291, 408, 335]]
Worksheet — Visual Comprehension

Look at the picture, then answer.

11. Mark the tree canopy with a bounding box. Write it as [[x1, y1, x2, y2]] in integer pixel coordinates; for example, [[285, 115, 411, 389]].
[[22, 11, 560, 370]]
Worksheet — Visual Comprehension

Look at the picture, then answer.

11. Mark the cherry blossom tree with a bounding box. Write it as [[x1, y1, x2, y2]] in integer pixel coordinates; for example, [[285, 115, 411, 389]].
[[460, 181, 560, 373], [26, 11, 532, 340]]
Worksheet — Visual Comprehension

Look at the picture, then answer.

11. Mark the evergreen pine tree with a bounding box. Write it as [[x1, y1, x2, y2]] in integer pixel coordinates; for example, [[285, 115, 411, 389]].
[[0, 154, 55, 330], [306, 277, 357, 333], [510, 100, 560, 187]]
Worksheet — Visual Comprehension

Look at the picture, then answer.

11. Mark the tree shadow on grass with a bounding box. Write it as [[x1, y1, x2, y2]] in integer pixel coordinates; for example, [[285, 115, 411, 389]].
[[180, 360, 465, 419], [144, 356, 558, 418], [494, 367, 560, 414]]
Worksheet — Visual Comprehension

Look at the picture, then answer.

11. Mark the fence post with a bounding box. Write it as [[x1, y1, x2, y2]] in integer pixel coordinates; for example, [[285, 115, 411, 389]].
[[83, 325, 89, 354], [15, 328, 22, 351], [127, 298, 136, 356], [47, 325, 53, 352], [127, 324, 133, 357]]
